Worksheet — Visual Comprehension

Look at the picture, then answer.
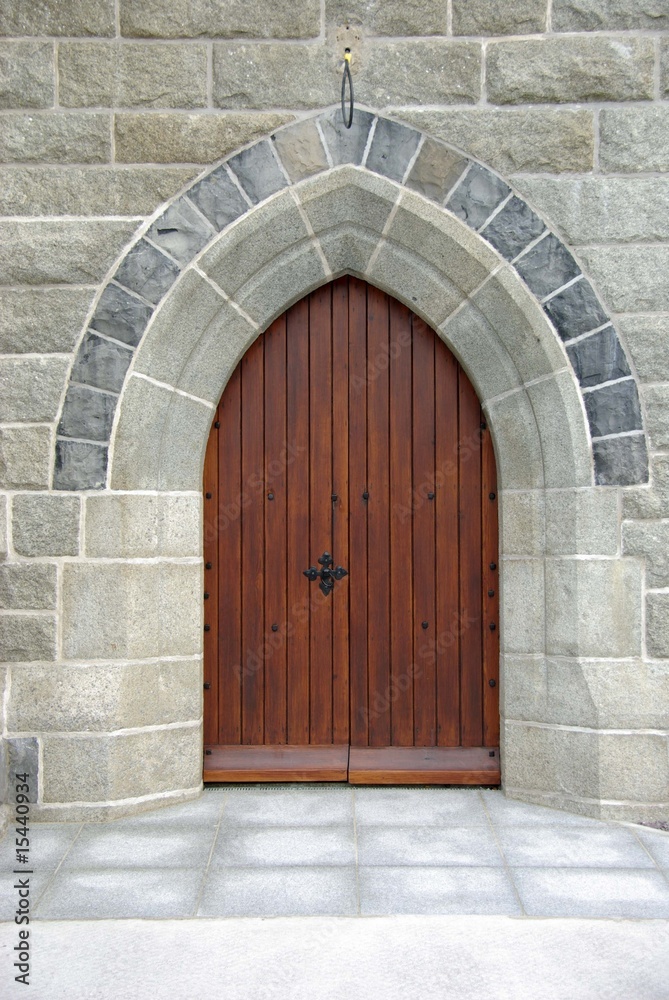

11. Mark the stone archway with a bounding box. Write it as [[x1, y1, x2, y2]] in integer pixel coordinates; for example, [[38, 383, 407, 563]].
[[46, 109, 653, 822]]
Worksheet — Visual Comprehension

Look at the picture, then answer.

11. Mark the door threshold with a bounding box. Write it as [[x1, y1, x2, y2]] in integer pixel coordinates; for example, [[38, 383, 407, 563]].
[[348, 746, 500, 785], [204, 745, 349, 782]]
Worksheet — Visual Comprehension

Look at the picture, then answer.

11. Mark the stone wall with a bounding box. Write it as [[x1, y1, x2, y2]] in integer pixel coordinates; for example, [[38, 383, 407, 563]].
[[0, 0, 668, 823]]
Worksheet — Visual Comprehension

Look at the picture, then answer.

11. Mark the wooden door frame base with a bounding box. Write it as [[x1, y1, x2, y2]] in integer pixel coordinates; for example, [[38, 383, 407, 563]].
[[203, 745, 500, 785]]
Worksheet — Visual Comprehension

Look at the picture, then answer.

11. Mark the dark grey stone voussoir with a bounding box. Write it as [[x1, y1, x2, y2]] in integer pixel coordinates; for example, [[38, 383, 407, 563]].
[[543, 276, 609, 341], [365, 118, 422, 184], [446, 163, 511, 232], [514, 233, 581, 300], [114, 239, 180, 306], [54, 439, 108, 491], [567, 326, 631, 389], [228, 140, 287, 204], [594, 434, 648, 486], [90, 283, 153, 347], [188, 165, 249, 231], [58, 384, 117, 443], [584, 378, 643, 438], [7, 737, 38, 802], [70, 332, 134, 394], [147, 197, 214, 267], [318, 108, 375, 166], [480, 195, 545, 261]]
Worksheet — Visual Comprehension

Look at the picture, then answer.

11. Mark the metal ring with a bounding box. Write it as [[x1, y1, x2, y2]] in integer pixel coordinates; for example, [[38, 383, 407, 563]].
[[341, 53, 354, 130]]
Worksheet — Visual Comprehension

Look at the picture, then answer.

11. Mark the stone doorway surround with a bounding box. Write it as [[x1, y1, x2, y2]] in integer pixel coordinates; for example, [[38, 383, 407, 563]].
[[2, 108, 667, 825]]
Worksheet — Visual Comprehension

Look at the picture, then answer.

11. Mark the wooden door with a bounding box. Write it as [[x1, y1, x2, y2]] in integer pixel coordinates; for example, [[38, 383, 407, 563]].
[[203, 277, 499, 784]]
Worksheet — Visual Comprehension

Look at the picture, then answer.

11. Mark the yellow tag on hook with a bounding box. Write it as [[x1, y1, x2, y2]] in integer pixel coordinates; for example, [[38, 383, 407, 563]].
[[344, 50, 351, 63]]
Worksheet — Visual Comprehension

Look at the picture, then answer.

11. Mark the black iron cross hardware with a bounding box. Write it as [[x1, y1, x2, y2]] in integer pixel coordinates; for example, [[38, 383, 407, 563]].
[[303, 552, 348, 596]]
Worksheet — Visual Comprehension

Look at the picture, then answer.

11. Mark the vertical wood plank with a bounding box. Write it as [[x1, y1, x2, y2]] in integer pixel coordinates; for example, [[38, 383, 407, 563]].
[[458, 370, 483, 747], [435, 338, 461, 746], [217, 365, 242, 745], [482, 421, 500, 747], [348, 277, 369, 746], [366, 285, 391, 747], [309, 284, 333, 744], [203, 407, 219, 746], [332, 277, 350, 745], [412, 317, 437, 747], [240, 335, 265, 744], [389, 298, 414, 746], [264, 315, 288, 744], [286, 297, 311, 745]]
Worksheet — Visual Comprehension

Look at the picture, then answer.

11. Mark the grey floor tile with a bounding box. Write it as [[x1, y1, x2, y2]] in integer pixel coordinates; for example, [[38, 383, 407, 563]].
[[359, 865, 521, 915], [357, 825, 503, 867], [34, 868, 202, 919], [0, 870, 53, 920], [482, 790, 602, 827], [210, 824, 355, 867], [60, 825, 216, 870], [0, 823, 81, 872], [100, 791, 227, 828], [221, 785, 353, 826], [354, 787, 489, 827], [497, 824, 656, 869], [634, 828, 669, 869], [198, 865, 358, 916], [511, 866, 669, 918]]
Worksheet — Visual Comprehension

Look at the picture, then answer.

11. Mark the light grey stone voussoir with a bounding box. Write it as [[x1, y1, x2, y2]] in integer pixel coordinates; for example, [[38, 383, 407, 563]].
[[199, 189, 311, 298], [366, 242, 464, 330], [545, 557, 642, 658], [42, 726, 202, 803], [484, 390, 544, 491], [527, 372, 592, 488], [317, 225, 380, 278], [12, 494, 80, 557], [111, 375, 213, 491], [134, 269, 255, 404], [234, 242, 328, 330], [440, 301, 522, 404], [298, 167, 397, 240], [469, 267, 567, 386]]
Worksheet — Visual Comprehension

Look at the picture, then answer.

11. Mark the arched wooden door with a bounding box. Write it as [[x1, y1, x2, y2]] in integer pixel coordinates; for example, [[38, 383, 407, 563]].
[[203, 277, 500, 784]]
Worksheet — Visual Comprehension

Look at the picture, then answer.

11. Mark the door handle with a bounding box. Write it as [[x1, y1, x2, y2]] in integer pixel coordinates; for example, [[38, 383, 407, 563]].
[[303, 552, 348, 596]]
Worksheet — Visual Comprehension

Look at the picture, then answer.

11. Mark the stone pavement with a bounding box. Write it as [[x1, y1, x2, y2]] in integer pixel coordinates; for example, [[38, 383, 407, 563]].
[[1, 786, 669, 920], [2, 787, 669, 998]]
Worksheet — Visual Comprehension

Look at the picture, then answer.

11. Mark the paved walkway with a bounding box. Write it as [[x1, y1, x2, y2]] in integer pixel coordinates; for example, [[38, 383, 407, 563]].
[[2, 786, 669, 920]]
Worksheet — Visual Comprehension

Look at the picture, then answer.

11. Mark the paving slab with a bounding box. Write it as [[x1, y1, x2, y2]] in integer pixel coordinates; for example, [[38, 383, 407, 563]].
[[358, 866, 522, 915], [197, 865, 358, 917]]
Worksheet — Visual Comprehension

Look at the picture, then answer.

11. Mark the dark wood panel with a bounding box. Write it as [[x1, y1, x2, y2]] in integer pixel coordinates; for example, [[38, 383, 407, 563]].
[[389, 298, 414, 746], [264, 315, 287, 744], [217, 364, 242, 745], [458, 371, 483, 747], [482, 421, 500, 747], [435, 339, 460, 747], [203, 411, 219, 746], [286, 296, 311, 745], [366, 285, 391, 746], [332, 277, 350, 745], [240, 335, 265, 745], [204, 745, 349, 782], [308, 284, 334, 744], [412, 317, 437, 747], [348, 278, 369, 746], [348, 746, 500, 785]]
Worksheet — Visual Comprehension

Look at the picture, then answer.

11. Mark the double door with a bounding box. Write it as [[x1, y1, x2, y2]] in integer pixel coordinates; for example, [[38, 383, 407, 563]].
[[203, 277, 499, 783]]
